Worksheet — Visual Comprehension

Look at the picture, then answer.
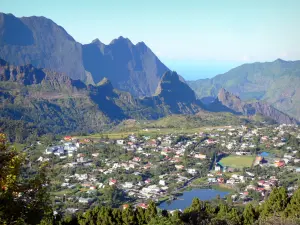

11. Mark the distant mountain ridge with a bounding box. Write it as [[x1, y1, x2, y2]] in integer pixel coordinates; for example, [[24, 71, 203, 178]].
[[187, 59, 300, 120], [0, 12, 169, 97], [207, 88, 297, 124]]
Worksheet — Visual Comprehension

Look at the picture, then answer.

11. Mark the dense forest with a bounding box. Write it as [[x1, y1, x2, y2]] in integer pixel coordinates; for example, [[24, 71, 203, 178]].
[[1, 133, 300, 225]]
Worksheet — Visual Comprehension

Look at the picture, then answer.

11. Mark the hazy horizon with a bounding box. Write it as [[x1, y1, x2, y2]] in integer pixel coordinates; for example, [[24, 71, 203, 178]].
[[2, 0, 300, 80]]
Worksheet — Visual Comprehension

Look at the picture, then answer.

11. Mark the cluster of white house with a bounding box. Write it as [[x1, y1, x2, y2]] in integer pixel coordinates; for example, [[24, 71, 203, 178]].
[[45, 142, 79, 156]]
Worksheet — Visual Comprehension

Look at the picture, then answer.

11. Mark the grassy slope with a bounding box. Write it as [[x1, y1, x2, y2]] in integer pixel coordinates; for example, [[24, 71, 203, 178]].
[[77, 112, 262, 139]]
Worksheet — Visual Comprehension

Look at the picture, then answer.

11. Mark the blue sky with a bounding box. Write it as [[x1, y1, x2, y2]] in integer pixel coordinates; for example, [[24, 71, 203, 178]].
[[2, 0, 300, 80]]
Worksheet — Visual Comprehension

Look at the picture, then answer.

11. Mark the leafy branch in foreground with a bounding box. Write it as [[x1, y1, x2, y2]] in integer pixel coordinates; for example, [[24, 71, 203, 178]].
[[0, 133, 52, 224]]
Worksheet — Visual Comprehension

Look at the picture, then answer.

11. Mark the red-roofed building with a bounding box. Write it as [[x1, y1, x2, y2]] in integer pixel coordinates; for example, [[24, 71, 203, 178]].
[[258, 180, 265, 186], [274, 160, 285, 168], [206, 139, 215, 144], [217, 177, 225, 184], [133, 157, 141, 162], [137, 203, 148, 209], [261, 136, 268, 142], [145, 179, 151, 184], [64, 136, 72, 141], [109, 179, 117, 186], [256, 187, 265, 192], [84, 138, 91, 143]]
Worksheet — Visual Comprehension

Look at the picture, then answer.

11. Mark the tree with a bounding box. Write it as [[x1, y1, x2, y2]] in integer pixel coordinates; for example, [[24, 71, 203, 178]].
[[260, 187, 288, 219], [243, 204, 257, 225], [217, 203, 229, 220], [147, 216, 173, 225], [170, 210, 183, 225], [112, 208, 123, 225], [226, 195, 233, 206], [144, 201, 157, 222], [189, 198, 202, 212], [135, 207, 146, 225], [101, 186, 124, 207], [228, 208, 241, 225], [285, 188, 300, 219], [0, 133, 52, 224], [122, 205, 136, 225]]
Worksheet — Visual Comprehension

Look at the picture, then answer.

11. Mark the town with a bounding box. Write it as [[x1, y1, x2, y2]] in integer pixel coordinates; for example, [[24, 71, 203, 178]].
[[25, 123, 300, 215]]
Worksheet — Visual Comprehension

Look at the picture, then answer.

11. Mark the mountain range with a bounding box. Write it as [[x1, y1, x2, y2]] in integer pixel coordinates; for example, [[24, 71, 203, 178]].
[[187, 59, 300, 121], [0, 57, 296, 141], [0, 11, 299, 142], [0, 12, 168, 97], [0, 58, 204, 140]]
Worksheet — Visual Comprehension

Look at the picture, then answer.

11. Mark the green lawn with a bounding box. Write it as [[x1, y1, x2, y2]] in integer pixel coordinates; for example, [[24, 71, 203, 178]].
[[211, 184, 235, 192], [192, 177, 207, 185], [220, 155, 255, 168], [51, 189, 77, 196]]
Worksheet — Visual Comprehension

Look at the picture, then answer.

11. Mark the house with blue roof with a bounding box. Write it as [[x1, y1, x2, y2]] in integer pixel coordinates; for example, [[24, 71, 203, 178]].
[[259, 152, 271, 158]]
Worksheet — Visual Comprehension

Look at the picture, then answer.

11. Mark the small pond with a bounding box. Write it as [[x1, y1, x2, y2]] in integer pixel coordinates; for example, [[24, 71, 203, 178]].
[[159, 188, 229, 211]]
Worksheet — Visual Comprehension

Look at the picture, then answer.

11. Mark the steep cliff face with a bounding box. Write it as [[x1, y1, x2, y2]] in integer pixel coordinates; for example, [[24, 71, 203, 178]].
[[244, 102, 298, 124], [143, 71, 204, 115], [0, 12, 170, 97], [208, 88, 298, 124], [155, 71, 197, 102], [0, 13, 86, 81], [82, 37, 169, 96], [216, 88, 244, 113], [0, 63, 46, 85]]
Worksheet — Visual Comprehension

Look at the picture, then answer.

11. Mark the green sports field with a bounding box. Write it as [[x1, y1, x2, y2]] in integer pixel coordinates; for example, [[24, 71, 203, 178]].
[[220, 155, 255, 168]]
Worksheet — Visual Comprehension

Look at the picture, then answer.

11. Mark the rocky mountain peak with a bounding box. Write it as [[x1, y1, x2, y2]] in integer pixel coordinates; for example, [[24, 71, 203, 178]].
[[217, 88, 241, 103], [274, 58, 285, 63], [97, 77, 113, 88], [91, 38, 103, 45], [155, 71, 196, 102], [161, 70, 181, 82], [216, 88, 244, 113], [109, 36, 133, 45]]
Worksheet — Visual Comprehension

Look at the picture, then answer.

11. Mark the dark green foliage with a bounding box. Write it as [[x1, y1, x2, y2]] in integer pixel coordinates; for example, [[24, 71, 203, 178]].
[[285, 188, 300, 219], [242, 204, 257, 225], [0, 136, 52, 224], [2, 182, 300, 225], [260, 187, 288, 219]]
